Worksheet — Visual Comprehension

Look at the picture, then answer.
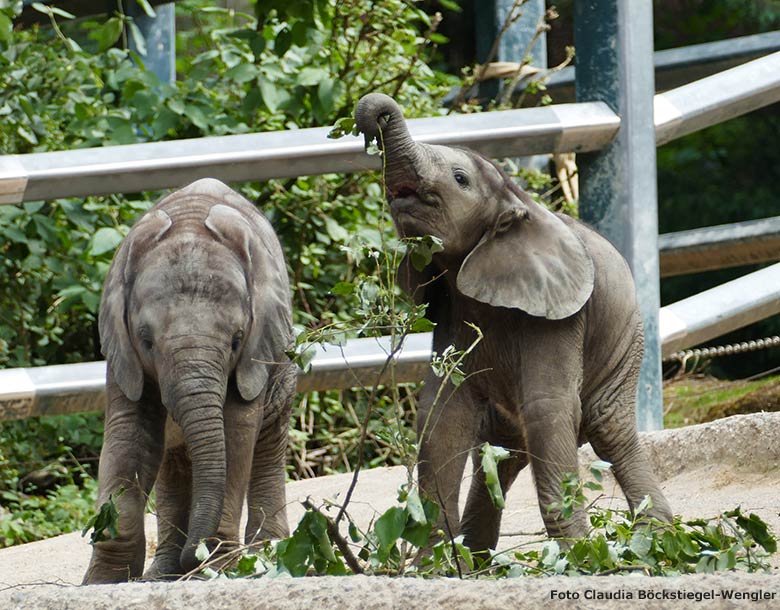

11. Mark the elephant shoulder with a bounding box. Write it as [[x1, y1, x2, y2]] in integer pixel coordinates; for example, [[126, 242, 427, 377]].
[[559, 215, 638, 315]]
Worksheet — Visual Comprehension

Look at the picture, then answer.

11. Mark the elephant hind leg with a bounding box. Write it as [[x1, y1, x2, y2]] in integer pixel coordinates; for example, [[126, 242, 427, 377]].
[[144, 441, 191, 580], [584, 378, 672, 524], [461, 409, 528, 552]]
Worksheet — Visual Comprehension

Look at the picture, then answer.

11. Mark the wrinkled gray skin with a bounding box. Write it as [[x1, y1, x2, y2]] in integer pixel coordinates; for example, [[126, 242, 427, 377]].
[[355, 93, 673, 552], [83, 179, 296, 584]]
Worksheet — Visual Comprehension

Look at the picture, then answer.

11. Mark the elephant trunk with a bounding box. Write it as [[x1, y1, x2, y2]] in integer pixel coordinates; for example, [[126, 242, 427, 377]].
[[161, 350, 228, 574], [355, 93, 423, 195]]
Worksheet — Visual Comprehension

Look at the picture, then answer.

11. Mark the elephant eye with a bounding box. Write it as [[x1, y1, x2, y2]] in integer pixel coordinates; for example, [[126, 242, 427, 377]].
[[231, 330, 244, 351], [453, 170, 469, 188], [138, 328, 153, 351]]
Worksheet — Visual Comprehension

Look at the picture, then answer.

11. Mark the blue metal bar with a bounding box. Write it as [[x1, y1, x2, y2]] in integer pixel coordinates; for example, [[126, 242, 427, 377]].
[[543, 30, 780, 102], [575, 1, 662, 431], [475, 0, 547, 99], [127, 1, 176, 84]]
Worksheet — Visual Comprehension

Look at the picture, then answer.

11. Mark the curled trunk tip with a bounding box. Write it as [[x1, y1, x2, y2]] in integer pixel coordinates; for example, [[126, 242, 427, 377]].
[[354, 93, 408, 148]]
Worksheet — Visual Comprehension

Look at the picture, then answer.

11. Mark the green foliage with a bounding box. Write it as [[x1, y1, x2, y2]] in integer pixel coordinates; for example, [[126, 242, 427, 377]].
[[81, 489, 123, 545], [0, 474, 97, 547], [197, 463, 776, 580], [0, 412, 102, 546], [479, 443, 510, 509]]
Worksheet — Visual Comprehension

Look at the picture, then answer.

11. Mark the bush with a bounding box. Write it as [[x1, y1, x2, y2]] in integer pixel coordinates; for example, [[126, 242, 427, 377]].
[[0, 0, 457, 543]]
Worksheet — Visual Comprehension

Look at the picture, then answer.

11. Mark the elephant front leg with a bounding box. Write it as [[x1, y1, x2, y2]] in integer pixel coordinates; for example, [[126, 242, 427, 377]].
[[416, 377, 481, 543], [83, 378, 165, 584], [523, 396, 588, 541], [460, 419, 528, 554], [245, 408, 291, 543], [209, 395, 262, 564], [144, 419, 191, 580]]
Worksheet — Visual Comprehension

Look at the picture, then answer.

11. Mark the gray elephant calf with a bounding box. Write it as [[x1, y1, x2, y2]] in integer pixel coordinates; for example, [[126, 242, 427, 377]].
[[355, 93, 673, 553], [83, 178, 296, 583]]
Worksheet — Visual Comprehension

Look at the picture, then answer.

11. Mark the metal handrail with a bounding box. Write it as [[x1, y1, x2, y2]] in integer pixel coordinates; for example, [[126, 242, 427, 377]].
[[0, 102, 619, 204], [659, 216, 780, 277], [655, 50, 780, 145]]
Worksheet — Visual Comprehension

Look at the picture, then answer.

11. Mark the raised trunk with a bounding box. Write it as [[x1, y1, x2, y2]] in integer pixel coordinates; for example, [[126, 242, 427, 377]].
[[161, 354, 228, 573], [355, 93, 423, 194]]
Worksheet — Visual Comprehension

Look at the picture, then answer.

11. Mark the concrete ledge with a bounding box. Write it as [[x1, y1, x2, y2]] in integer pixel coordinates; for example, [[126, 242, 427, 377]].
[[2, 413, 779, 609]]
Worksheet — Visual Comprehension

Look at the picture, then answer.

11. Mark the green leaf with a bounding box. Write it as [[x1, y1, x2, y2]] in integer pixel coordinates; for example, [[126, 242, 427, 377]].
[[405, 488, 427, 524], [317, 79, 344, 118], [258, 77, 290, 113], [195, 541, 210, 561], [81, 489, 123, 544], [32, 2, 75, 19], [324, 217, 348, 242], [92, 17, 124, 52], [438, 0, 463, 11], [90, 227, 124, 256], [480, 443, 510, 509], [635, 494, 653, 516], [225, 63, 259, 83], [348, 521, 361, 543], [17, 125, 38, 145], [375, 506, 407, 549], [135, 0, 156, 18], [330, 281, 354, 296], [328, 117, 356, 139], [629, 531, 652, 559], [401, 521, 431, 548], [728, 510, 777, 553], [0, 13, 12, 43], [407, 235, 444, 271], [297, 66, 328, 86], [128, 21, 147, 56], [410, 317, 434, 333], [274, 26, 292, 56], [305, 511, 336, 562], [589, 460, 612, 482]]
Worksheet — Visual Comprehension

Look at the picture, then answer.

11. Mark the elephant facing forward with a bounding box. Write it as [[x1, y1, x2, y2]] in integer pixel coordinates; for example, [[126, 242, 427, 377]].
[[355, 93, 673, 553], [83, 178, 296, 583]]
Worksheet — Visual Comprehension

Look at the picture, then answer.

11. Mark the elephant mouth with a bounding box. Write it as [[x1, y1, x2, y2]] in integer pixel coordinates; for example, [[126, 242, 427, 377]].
[[390, 200, 431, 239]]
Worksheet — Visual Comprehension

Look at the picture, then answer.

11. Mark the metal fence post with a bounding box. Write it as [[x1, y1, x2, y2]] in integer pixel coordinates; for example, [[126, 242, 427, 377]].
[[574, 1, 663, 430], [127, 1, 176, 84]]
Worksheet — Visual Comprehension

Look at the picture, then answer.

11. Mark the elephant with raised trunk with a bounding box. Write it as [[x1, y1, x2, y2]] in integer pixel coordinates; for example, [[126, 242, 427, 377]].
[[83, 178, 296, 583], [354, 93, 672, 552]]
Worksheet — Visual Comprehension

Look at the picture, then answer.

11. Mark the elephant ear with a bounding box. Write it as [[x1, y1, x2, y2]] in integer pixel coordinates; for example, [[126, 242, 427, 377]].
[[205, 203, 292, 402], [99, 209, 172, 401], [456, 196, 594, 320]]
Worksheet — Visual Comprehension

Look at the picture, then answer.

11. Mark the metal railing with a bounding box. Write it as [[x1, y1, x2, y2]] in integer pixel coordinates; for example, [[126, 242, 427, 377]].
[[0, 102, 619, 204], [1, 52, 780, 422]]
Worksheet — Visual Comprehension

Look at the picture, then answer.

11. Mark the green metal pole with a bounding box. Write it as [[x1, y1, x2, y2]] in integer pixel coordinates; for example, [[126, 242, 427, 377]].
[[574, 1, 663, 430]]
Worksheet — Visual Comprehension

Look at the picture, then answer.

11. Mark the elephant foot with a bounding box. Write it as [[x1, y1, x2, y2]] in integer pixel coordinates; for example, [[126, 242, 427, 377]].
[[143, 553, 183, 581], [543, 508, 589, 544]]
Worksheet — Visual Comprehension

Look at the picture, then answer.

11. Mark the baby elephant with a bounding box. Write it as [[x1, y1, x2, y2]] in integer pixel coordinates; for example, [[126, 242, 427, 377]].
[[83, 178, 296, 583], [355, 93, 673, 552]]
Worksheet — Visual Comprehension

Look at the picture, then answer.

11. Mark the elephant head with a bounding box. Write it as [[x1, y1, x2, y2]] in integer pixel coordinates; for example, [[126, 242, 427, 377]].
[[355, 93, 595, 320], [98, 180, 291, 572]]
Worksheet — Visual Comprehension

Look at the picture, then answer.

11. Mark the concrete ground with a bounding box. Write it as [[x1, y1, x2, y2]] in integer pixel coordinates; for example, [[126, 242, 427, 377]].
[[1, 412, 779, 609]]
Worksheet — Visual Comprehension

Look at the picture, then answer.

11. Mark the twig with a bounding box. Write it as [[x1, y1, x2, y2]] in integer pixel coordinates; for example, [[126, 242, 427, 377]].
[[302, 498, 364, 574], [435, 488, 463, 579]]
